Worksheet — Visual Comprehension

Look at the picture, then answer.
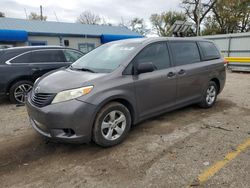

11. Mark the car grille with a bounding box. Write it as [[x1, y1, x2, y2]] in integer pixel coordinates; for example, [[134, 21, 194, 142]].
[[30, 92, 55, 107]]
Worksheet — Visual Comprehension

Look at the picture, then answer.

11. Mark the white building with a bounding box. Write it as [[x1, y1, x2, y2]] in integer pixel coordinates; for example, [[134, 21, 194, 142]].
[[0, 18, 142, 54]]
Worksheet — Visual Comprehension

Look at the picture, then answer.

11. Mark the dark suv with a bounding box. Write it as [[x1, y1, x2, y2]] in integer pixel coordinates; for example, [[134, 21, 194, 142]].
[[0, 46, 83, 103]]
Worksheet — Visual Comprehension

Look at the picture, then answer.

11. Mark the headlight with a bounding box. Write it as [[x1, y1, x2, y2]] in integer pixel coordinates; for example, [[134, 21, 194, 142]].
[[52, 86, 93, 104]]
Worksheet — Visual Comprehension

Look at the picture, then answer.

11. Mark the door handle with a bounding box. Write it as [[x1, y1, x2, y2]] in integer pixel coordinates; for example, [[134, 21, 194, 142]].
[[178, 69, 185, 75], [167, 72, 176, 78]]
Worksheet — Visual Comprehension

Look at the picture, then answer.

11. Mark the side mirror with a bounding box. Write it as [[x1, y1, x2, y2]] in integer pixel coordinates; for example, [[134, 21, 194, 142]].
[[137, 62, 155, 74]]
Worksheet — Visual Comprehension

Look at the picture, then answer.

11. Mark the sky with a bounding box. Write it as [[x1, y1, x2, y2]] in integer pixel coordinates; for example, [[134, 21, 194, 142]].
[[0, 0, 181, 25]]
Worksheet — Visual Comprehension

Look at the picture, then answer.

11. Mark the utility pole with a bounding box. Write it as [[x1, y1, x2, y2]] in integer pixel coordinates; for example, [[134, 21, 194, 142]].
[[40, 5, 43, 21], [24, 8, 28, 19], [197, 0, 201, 36]]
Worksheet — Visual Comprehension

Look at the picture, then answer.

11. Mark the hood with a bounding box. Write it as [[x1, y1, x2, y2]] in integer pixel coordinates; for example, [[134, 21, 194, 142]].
[[35, 68, 107, 93]]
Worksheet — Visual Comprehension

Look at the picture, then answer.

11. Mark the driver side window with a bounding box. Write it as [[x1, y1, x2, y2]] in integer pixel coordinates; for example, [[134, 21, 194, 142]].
[[123, 42, 171, 75], [134, 42, 171, 70]]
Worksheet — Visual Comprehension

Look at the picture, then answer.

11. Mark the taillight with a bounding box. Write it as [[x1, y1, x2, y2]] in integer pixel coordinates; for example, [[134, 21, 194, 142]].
[[223, 59, 228, 65]]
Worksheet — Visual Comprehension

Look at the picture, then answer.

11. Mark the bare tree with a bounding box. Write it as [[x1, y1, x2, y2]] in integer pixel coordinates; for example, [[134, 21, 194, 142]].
[[129, 18, 150, 36], [118, 17, 129, 28], [181, 0, 217, 35], [0, 12, 5, 17], [100, 17, 112, 26], [77, 11, 101, 25], [29, 12, 47, 21]]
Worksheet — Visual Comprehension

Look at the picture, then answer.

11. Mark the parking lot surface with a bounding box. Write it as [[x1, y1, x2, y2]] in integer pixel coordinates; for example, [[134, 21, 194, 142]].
[[0, 72, 249, 188]]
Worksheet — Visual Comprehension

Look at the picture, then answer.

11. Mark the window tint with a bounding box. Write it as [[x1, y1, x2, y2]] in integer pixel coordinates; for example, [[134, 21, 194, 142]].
[[10, 52, 31, 63], [169, 42, 200, 66], [64, 50, 83, 62], [134, 42, 171, 70], [198, 41, 221, 60], [30, 50, 66, 63]]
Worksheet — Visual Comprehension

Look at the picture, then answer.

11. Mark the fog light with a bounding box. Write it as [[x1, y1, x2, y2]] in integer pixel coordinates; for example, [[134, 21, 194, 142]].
[[63, 128, 75, 137]]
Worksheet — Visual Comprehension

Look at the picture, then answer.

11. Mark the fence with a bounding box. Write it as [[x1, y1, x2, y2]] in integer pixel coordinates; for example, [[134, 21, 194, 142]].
[[203, 32, 250, 72]]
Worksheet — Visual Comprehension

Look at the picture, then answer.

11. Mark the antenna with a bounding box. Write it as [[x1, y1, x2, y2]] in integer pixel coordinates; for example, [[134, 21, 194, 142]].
[[53, 11, 59, 22]]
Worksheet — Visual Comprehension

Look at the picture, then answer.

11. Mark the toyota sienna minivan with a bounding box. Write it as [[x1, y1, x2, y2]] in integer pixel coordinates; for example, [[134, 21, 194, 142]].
[[26, 38, 226, 147]]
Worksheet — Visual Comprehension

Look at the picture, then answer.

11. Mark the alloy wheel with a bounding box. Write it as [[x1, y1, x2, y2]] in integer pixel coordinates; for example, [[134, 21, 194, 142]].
[[101, 110, 126, 141], [206, 85, 216, 105], [14, 84, 33, 103]]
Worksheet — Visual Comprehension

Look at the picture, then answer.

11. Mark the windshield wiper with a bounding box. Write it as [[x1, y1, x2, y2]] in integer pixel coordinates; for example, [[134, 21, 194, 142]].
[[69, 65, 96, 73], [79, 68, 96, 73]]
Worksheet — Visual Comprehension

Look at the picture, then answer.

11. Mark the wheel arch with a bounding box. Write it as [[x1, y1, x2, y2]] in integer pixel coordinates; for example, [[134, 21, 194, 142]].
[[93, 96, 137, 127], [6, 76, 34, 94], [210, 78, 220, 93]]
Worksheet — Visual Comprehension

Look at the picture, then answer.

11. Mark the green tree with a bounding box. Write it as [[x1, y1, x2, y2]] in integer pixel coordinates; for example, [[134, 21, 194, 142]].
[[0, 12, 5, 17], [29, 12, 47, 21], [212, 0, 250, 33], [129, 18, 150, 36], [202, 16, 221, 35], [150, 11, 187, 36], [202, 0, 250, 34]]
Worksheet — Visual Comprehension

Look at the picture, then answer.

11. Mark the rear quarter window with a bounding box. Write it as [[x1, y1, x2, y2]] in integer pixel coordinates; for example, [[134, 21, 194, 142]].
[[10, 52, 31, 63], [198, 41, 221, 61], [1, 50, 26, 63], [169, 41, 200, 66]]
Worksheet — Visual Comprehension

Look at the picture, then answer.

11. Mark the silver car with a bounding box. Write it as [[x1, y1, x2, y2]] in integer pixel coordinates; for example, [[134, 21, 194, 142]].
[[26, 37, 226, 147]]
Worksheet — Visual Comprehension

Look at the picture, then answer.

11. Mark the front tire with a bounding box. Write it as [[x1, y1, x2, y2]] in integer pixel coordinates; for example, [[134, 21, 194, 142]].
[[198, 81, 218, 108], [9, 80, 33, 104], [93, 102, 131, 147]]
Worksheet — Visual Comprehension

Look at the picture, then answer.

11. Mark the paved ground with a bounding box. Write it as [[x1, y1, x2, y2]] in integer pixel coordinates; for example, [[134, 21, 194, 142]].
[[0, 71, 249, 188]]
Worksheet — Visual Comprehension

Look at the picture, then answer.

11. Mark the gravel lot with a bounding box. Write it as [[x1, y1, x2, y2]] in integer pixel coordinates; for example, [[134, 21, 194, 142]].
[[0, 71, 249, 188]]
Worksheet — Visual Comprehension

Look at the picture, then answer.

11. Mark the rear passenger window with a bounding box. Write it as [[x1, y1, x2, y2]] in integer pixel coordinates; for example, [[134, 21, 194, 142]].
[[198, 41, 221, 60], [30, 50, 66, 63], [10, 52, 31, 63], [134, 42, 171, 70], [169, 42, 200, 66]]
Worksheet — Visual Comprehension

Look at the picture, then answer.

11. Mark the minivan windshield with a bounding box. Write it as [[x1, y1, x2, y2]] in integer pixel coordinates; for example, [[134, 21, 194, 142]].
[[70, 42, 139, 73]]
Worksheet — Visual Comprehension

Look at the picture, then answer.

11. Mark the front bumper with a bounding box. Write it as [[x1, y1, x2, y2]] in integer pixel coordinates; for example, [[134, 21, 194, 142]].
[[26, 97, 97, 143]]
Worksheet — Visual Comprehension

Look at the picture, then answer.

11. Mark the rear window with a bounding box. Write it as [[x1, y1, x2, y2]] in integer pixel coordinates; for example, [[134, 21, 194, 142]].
[[169, 42, 200, 66], [198, 41, 221, 60]]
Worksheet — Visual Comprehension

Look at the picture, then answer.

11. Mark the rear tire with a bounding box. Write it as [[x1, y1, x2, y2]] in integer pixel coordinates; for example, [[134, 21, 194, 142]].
[[93, 102, 131, 147], [9, 80, 33, 104], [198, 81, 218, 108]]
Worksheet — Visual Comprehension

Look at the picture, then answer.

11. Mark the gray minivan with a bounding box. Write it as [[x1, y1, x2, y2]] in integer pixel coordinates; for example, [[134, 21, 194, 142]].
[[26, 38, 226, 147]]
